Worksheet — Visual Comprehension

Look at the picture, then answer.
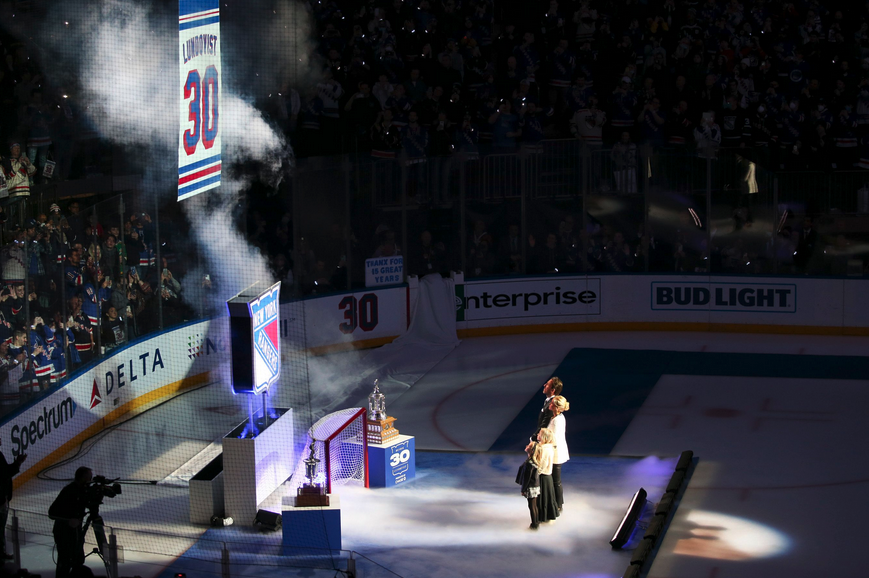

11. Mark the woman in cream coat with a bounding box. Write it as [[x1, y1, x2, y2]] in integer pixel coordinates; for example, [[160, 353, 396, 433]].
[[546, 396, 570, 511]]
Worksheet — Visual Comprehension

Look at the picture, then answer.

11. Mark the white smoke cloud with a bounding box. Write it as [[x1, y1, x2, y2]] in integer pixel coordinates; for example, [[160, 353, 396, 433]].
[[69, 1, 175, 151], [32, 0, 305, 309]]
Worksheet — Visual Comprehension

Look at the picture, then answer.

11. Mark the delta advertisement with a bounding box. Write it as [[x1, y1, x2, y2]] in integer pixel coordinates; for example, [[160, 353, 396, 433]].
[[0, 319, 223, 483]]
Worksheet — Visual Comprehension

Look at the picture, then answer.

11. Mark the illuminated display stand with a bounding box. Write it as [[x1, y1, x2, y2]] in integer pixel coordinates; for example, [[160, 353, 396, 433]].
[[368, 435, 416, 488], [222, 282, 294, 525], [281, 494, 342, 554], [223, 408, 294, 525], [366, 382, 416, 488]]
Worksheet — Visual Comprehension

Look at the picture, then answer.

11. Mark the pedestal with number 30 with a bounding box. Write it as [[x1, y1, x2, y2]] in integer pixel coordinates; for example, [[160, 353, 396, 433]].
[[367, 435, 416, 488]]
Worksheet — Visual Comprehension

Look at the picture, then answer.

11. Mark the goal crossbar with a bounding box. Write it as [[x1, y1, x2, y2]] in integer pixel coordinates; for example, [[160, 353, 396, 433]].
[[314, 407, 369, 493]]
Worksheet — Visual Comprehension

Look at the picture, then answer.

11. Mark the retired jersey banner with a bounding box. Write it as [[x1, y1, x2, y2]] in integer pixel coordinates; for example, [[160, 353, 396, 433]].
[[178, 0, 222, 201]]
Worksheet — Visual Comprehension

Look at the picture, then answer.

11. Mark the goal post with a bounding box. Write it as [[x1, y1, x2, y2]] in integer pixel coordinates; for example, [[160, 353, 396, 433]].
[[291, 407, 369, 494], [323, 408, 368, 493]]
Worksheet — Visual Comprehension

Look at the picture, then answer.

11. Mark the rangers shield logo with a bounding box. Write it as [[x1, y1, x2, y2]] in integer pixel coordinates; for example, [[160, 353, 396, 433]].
[[249, 283, 281, 394]]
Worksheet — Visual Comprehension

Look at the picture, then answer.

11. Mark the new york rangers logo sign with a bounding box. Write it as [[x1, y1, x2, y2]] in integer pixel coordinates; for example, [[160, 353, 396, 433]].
[[249, 283, 281, 394]]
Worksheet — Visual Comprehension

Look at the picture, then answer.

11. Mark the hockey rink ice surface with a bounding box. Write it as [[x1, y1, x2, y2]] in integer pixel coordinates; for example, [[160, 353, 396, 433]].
[[6, 330, 869, 578]]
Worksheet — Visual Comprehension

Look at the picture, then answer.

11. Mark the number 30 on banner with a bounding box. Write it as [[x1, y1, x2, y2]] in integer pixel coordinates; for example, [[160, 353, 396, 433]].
[[183, 65, 219, 155]]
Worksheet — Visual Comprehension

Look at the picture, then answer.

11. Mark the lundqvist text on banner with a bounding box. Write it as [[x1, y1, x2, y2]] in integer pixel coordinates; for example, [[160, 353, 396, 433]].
[[178, 0, 221, 201]]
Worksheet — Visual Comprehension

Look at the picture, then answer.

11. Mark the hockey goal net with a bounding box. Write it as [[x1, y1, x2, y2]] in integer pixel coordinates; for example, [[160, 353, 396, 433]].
[[290, 407, 369, 494]]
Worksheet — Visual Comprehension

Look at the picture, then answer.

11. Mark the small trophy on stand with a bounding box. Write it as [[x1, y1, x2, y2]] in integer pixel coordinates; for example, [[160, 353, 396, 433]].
[[367, 379, 399, 445], [295, 441, 330, 507]]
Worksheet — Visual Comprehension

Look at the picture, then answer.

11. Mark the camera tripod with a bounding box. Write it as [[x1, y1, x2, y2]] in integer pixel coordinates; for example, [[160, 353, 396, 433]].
[[80, 506, 114, 578]]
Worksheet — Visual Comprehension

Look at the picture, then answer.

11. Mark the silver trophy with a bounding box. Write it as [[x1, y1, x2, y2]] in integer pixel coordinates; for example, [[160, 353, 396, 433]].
[[368, 379, 387, 421]]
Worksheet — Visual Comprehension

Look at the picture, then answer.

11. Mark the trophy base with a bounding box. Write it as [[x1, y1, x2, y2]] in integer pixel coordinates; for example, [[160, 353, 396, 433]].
[[367, 431, 400, 445], [295, 494, 331, 507], [295, 485, 330, 507], [367, 416, 400, 446]]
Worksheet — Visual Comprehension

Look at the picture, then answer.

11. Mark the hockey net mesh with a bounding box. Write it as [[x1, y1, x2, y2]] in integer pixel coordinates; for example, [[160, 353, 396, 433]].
[[289, 407, 367, 493]]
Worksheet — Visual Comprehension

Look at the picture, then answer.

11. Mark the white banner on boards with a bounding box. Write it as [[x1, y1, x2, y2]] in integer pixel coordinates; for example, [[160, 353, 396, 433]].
[[365, 256, 404, 287]]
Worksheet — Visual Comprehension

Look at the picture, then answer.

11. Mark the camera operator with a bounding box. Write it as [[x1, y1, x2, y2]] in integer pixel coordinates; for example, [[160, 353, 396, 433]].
[[0, 436, 26, 560], [49, 466, 92, 578]]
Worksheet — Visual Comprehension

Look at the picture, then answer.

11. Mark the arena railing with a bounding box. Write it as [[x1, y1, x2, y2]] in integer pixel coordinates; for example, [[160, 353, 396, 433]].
[[292, 140, 869, 290], [6, 140, 867, 416], [6, 507, 401, 578]]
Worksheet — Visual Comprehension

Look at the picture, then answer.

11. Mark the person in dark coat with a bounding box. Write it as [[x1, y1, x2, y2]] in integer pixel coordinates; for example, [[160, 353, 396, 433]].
[[794, 216, 818, 273], [49, 466, 92, 578], [0, 436, 26, 560], [532, 376, 563, 440]]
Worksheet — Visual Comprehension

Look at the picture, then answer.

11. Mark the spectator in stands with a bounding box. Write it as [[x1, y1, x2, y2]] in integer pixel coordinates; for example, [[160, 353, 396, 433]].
[[468, 236, 495, 277], [490, 99, 521, 151], [100, 235, 120, 281], [1, 231, 25, 284], [430, 111, 455, 157], [498, 224, 523, 274], [2, 143, 36, 225], [604, 232, 635, 272], [292, 237, 317, 289], [794, 216, 819, 274], [694, 112, 722, 160], [535, 233, 566, 274], [344, 80, 380, 148], [81, 271, 111, 330], [611, 132, 638, 193], [410, 230, 446, 277], [317, 69, 344, 153], [520, 100, 550, 150], [571, 96, 606, 148], [401, 111, 429, 201], [401, 110, 429, 162], [404, 68, 428, 103], [373, 229, 402, 258], [558, 216, 581, 272], [100, 306, 125, 350], [124, 228, 148, 280], [371, 109, 402, 159]]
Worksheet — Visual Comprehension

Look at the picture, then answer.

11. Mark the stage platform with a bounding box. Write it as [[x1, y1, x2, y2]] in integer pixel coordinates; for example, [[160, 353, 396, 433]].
[[157, 451, 677, 578], [9, 331, 868, 578]]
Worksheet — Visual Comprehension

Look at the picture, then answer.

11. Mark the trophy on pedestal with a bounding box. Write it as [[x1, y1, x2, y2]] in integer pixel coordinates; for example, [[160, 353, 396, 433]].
[[295, 441, 330, 507], [367, 380, 400, 445]]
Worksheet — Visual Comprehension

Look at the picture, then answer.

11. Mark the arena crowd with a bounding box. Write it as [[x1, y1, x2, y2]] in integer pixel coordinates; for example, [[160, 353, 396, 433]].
[[0, 0, 868, 406]]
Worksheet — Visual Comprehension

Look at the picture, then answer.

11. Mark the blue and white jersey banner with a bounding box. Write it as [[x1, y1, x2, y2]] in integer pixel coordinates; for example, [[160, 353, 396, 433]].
[[178, 0, 221, 201]]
